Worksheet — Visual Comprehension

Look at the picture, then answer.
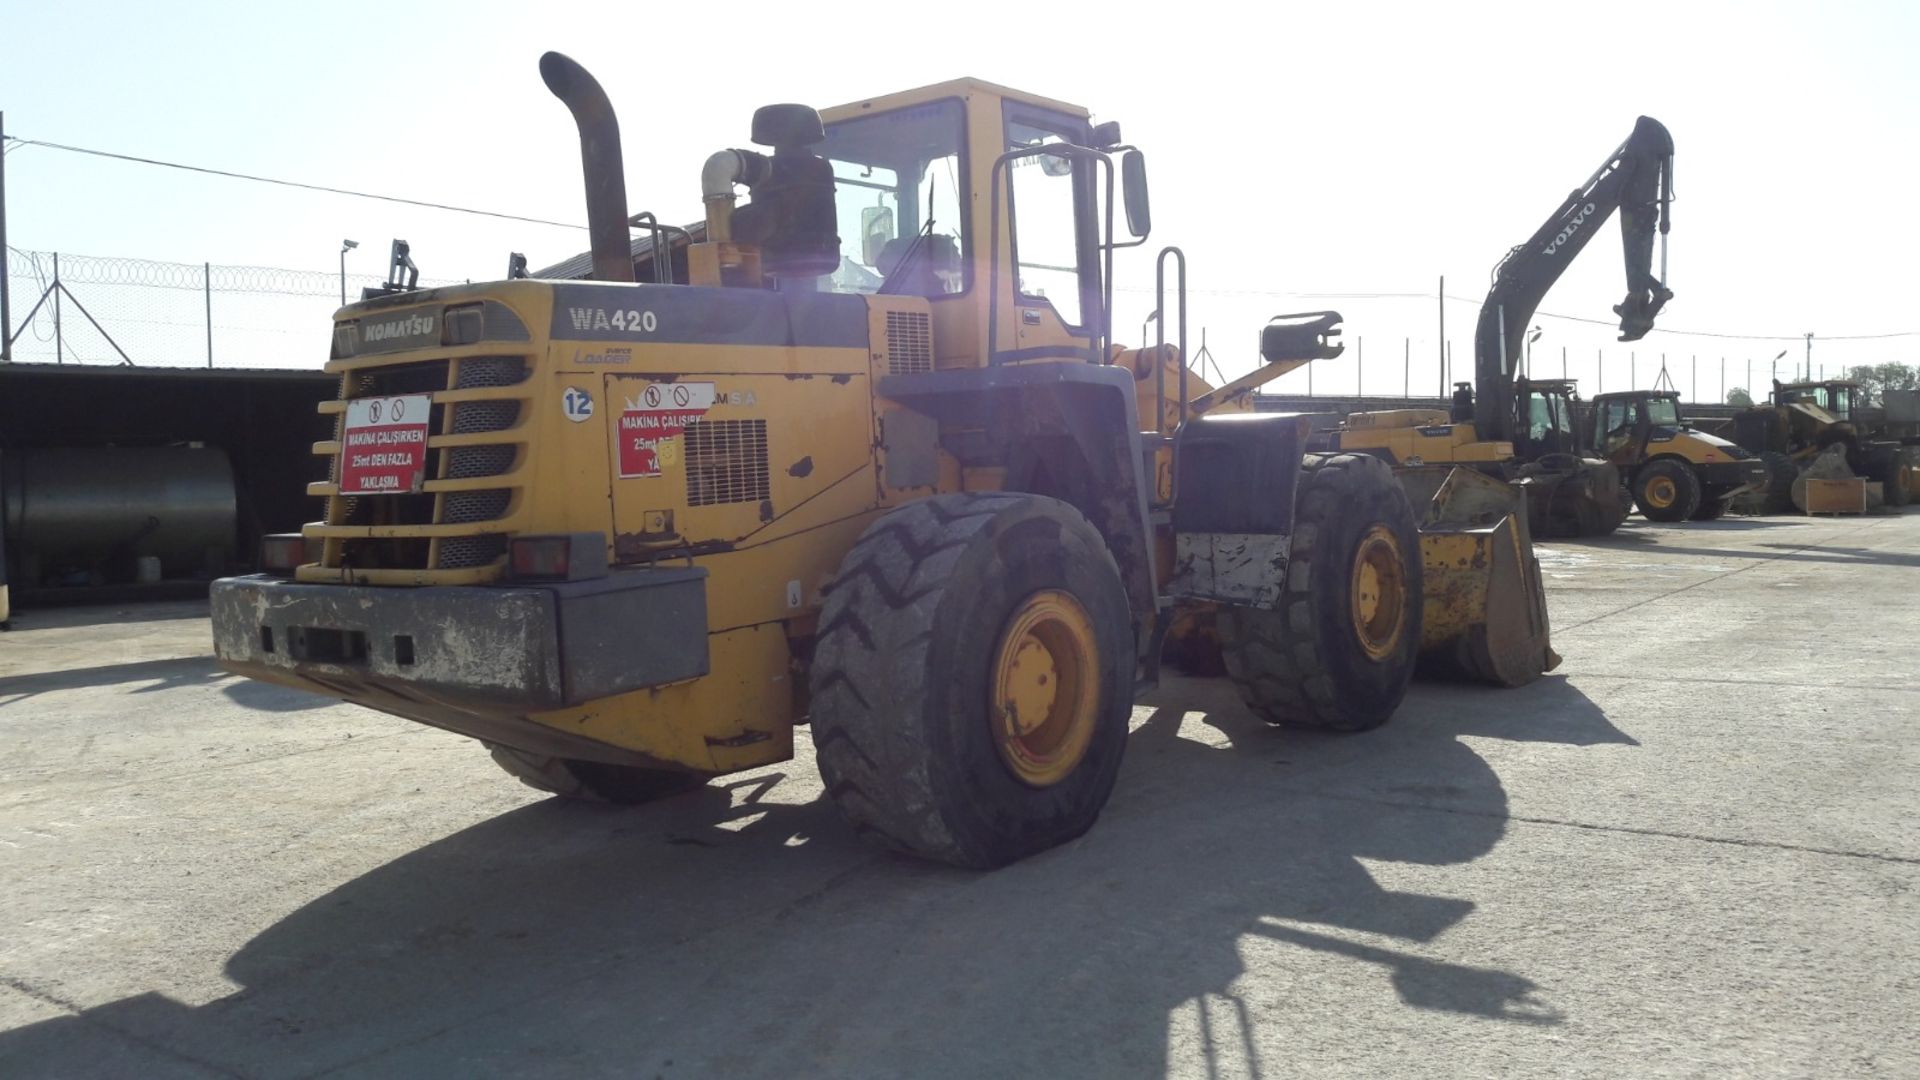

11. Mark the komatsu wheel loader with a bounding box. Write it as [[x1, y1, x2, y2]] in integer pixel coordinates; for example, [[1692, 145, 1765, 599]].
[[210, 55, 1554, 869]]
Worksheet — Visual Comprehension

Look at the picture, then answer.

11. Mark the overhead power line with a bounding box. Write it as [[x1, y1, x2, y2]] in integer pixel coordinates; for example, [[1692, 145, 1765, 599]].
[[3, 135, 586, 231], [7, 135, 1916, 345]]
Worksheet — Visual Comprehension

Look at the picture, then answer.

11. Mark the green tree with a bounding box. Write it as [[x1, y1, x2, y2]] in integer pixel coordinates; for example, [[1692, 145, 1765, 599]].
[[1726, 386, 1754, 407], [1843, 362, 1918, 404]]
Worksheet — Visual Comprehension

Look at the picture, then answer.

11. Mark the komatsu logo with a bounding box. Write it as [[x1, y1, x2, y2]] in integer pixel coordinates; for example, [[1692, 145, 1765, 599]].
[[362, 313, 436, 341], [1542, 202, 1598, 256]]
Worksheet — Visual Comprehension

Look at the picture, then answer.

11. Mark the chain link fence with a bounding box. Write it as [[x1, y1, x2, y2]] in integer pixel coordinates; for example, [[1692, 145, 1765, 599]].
[[4, 248, 458, 369]]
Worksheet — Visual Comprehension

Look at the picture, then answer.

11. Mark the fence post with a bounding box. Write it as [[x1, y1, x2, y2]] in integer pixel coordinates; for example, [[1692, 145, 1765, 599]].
[[204, 261, 213, 367], [1357, 336, 1364, 397], [1436, 275, 1445, 397], [53, 252, 63, 364], [0, 111, 10, 363], [1562, 345, 1567, 380], [1403, 337, 1409, 399]]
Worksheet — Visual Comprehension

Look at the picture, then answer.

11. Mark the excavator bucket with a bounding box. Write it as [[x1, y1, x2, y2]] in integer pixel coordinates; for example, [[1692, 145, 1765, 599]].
[[1397, 466, 1560, 688]]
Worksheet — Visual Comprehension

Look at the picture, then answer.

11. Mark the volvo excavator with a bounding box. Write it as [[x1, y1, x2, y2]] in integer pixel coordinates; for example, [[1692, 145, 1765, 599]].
[[1316, 116, 1677, 538]]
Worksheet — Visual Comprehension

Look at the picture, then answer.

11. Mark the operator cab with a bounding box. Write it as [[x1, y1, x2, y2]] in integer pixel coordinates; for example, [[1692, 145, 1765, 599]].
[[1514, 378, 1583, 458], [1591, 390, 1698, 461], [1774, 380, 1856, 422]]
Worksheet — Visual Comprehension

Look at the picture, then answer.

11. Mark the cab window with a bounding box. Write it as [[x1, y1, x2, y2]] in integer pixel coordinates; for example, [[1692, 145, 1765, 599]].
[[1597, 399, 1640, 452], [821, 100, 967, 297], [1005, 106, 1097, 330], [1527, 396, 1558, 443]]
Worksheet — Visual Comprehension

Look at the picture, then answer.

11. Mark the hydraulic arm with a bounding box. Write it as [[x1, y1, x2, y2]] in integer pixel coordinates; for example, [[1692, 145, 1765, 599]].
[[1473, 116, 1674, 441]]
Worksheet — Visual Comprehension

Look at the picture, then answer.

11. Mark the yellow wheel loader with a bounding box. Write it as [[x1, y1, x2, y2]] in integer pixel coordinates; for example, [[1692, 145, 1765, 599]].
[[1732, 379, 1920, 511], [1587, 389, 1768, 521], [210, 55, 1554, 869]]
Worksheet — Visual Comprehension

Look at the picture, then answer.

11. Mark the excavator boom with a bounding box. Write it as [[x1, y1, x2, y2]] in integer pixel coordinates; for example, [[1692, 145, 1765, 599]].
[[1474, 116, 1674, 442]]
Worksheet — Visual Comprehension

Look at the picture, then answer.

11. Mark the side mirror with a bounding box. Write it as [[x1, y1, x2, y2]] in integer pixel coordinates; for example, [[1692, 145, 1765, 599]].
[[1121, 150, 1151, 239]]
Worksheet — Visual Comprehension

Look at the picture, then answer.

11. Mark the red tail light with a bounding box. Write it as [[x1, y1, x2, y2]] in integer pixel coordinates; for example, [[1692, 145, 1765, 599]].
[[511, 536, 571, 580]]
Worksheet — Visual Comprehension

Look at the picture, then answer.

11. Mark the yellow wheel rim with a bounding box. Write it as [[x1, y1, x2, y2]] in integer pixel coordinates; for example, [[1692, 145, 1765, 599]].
[[991, 590, 1100, 788], [1644, 476, 1677, 509], [1350, 525, 1408, 661]]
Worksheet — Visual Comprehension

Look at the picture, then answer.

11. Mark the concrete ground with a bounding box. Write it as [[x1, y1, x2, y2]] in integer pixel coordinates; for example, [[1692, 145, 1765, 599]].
[[1, 511, 1917, 1078]]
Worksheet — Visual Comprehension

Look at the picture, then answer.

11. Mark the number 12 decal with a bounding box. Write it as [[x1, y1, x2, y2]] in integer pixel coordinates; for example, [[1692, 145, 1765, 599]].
[[562, 386, 594, 422]]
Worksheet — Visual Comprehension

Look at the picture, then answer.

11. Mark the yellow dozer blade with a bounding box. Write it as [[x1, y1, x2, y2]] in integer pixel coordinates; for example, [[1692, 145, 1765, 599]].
[[1396, 466, 1560, 688]]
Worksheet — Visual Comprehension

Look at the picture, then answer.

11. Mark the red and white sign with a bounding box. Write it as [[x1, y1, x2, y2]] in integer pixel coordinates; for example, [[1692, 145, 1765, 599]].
[[618, 381, 716, 478], [339, 394, 432, 494]]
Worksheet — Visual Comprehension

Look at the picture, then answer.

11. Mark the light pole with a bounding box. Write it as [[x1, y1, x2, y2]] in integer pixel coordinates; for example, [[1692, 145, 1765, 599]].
[[339, 239, 359, 306], [1525, 325, 1542, 377]]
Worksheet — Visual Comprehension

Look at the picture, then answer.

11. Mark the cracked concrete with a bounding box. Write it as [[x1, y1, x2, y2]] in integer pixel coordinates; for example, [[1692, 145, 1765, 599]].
[[1, 510, 1917, 1077]]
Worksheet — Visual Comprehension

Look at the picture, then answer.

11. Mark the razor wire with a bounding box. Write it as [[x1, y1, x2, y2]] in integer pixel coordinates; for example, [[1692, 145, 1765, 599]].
[[4, 247, 463, 368], [7, 247, 457, 296]]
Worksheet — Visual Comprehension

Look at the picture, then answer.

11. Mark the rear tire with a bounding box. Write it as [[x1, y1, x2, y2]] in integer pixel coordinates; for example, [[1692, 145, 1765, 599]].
[[1634, 459, 1702, 522], [1217, 453, 1422, 732], [1759, 451, 1797, 514], [487, 745, 706, 805], [1883, 449, 1913, 508], [809, 493, 1135, 869]]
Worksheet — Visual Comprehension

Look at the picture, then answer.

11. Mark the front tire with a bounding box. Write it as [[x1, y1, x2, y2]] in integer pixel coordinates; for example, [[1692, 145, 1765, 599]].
[[809, 493, 1135, 869], [1217, 453, 1422, 732], [1634, 460, 1702, 522], [1758, 451, 1797, 514]]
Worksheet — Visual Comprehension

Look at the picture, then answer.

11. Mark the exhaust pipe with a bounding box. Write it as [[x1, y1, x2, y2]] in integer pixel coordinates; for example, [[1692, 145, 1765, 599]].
[[539, 52, 634, 283]]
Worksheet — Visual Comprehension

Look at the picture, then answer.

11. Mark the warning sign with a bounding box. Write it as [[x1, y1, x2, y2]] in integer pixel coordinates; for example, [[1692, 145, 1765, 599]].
[[339, 394, 432, 494], [618, 382, 716, 478]]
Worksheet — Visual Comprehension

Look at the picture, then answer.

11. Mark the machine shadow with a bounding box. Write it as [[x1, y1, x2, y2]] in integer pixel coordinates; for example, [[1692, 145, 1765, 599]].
[[0, 655, 228, 708], [0, 677, 1634, 1077], [1651, 542, 1920, 569]]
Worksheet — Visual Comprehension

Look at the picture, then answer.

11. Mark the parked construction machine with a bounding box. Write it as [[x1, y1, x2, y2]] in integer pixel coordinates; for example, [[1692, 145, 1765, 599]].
[[1587, 387, 1768, 520], [1733, 379, 1920, 510], [210, 56, 1556, 869], [1316, 116, 1679, 538]]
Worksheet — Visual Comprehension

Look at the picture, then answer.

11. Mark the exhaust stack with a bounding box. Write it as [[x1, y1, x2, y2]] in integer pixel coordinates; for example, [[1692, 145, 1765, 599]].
[[539, 52, 634, 283]]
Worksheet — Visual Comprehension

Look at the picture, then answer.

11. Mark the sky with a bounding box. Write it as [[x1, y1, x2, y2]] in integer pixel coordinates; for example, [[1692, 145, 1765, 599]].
[[3, 0, 1916, 398]]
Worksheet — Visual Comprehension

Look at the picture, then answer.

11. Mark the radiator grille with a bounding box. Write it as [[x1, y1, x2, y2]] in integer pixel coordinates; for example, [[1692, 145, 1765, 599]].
[[886, 310, 933, 374], [319, 350, 529, 575], [455, 356, 527, 388], [437, 535, 508, 570], [684, 420, 770, 507]]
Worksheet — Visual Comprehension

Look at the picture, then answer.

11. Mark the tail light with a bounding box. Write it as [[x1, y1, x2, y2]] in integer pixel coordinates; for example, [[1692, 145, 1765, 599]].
[[260, 533, 308, 574], [509, 533, 608, 582]]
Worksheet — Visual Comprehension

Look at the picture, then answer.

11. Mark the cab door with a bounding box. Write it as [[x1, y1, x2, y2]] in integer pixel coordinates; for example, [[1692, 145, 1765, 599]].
[[993, 103, 1104, 364]]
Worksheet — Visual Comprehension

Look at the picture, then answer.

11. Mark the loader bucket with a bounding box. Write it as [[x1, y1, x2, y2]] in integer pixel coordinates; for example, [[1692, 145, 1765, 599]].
[[1397, 467, 1560, 688]]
